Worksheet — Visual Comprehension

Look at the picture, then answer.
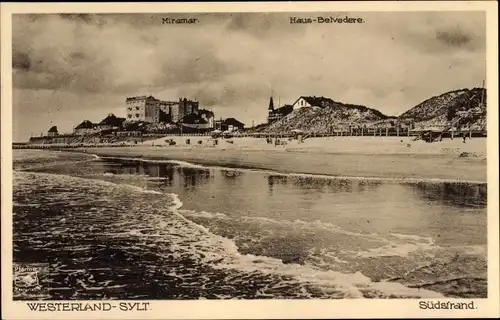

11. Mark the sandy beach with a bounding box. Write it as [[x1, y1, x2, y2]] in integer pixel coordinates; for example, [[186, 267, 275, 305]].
[[66, 136, 487, 182]]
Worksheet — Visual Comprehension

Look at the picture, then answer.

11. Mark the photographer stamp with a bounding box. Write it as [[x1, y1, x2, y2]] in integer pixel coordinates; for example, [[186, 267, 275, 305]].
[[13, 263, 49, 297]]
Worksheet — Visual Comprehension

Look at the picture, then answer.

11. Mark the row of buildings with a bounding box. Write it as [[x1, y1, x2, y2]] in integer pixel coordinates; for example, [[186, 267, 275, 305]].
[[43, 113, 127, 137], [68, 94, 334, 136], [125, 96, 214, 128], [47, 95, 245, 137], [124, 95, 246, 132], [73, 114, 126, 135]]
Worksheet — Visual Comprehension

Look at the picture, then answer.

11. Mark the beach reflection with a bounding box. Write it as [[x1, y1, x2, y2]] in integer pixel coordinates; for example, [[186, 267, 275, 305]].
[[178, 167, 213, 191], [98, 159, 487, 212], [409, 181, 487, 207], [90, 159, 488, 248]]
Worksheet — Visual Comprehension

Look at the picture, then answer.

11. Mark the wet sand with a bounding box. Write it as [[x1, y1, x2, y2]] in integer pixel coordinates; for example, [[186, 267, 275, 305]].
[[67, 145, 487, 183]]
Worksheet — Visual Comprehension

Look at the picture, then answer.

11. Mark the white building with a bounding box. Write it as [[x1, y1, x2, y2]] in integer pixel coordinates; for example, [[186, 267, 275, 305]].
[[198, 109, 215, 129], [126, 95, 202, 124], [126, 96, 160, 123], [292, 96, 335, 110]]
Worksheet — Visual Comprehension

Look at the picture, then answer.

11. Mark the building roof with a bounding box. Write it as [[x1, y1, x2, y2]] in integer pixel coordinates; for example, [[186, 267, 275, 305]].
[[198, 109, 214, 117], [99, 114, 126, 127], [122, 121, 145, 131], [294, 96, 336, 108], [75, 120, 96, 129], [179, 97, 197, 102], [179, 113, 208, 124], [126, 95, 158, 102], [48, 125, 58, 133], [160, 100, 179, 106], [273, 104, 293, 115], [223, 117, 245, 127]]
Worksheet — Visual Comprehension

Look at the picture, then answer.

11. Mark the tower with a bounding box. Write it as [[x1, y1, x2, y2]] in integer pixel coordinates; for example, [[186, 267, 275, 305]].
[[268, 96, 275, 115]]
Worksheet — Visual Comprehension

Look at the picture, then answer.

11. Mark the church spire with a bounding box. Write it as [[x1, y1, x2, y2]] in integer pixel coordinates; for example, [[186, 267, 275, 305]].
[[268, 96, 275, 111]]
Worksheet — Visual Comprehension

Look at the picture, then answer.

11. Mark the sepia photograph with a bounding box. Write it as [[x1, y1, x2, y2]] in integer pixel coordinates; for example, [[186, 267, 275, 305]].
[[1, 2, 499, 319]]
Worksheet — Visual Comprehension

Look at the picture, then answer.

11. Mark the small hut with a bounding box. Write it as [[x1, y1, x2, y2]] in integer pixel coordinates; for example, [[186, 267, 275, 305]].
[[97, 114, 126, 132], [47, 126, 58, 137], [74, 120, 97, 135]]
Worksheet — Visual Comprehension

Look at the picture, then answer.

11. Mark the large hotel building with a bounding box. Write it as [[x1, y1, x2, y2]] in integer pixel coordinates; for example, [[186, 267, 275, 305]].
[[125, 96, 200, 123]]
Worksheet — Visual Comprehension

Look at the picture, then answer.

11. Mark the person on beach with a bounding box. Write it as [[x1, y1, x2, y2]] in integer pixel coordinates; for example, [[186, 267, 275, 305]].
[[462, 133, 467, 143]]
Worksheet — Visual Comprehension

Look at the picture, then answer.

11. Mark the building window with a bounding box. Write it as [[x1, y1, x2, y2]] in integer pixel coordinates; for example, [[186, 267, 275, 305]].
[[136, 107, 140, 110], [128, 114, 132, 118], [136, 114, 140, 118]]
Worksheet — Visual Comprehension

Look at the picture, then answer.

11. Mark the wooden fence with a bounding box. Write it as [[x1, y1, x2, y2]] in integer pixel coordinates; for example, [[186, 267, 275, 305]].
[[13, 127, 487, 150]]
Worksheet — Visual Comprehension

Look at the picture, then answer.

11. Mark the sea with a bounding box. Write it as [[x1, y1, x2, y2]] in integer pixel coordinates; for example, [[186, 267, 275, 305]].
[[12, 149, 487, 300]]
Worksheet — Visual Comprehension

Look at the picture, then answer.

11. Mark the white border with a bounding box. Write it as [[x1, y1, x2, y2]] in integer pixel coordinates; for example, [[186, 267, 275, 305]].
[[1, 2, 499, 319]]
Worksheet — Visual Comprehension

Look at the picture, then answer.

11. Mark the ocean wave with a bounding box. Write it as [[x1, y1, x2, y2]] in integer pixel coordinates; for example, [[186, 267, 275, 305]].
[[179, 209, 228, 219], [13, 170, 449, 298], [389, 232, 434, 243], [171, 200, 443, 298], [179, 209, 435, 250], [246, 217, 438, 259], [168, 193, 184, 210], [351, 232, 438, 259], [95, 155, 208, 170], [14, 150, 97, 171], [13, 201, 41, 208], [355, 242, 436, 258], [449, 245, 487, 256], [96, 172, 168, 181], [206, 242, 443, 298], [15, 159, 94, 171], [14, 170, 163, 196]]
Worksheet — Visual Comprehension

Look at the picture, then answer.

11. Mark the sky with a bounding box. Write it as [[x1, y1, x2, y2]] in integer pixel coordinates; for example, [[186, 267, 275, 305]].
[[12, 11, 486, 141]]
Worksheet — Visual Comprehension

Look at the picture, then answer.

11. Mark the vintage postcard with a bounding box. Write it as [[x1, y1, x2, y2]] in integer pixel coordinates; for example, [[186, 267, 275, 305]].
[[1, 1, 499, 319]]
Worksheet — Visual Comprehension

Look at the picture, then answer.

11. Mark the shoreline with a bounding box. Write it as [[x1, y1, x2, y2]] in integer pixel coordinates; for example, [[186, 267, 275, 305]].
[[13, 145, 487, 300], [60, 146, 487, 183]]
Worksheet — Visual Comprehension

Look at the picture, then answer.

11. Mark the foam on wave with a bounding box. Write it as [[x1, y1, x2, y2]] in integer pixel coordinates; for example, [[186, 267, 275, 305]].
[[171, 199, 443, 298], [14, 170, 446, 298]]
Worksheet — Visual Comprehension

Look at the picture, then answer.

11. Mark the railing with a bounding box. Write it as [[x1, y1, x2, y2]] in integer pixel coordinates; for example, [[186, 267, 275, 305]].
[[14, 127, 487, 150]]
